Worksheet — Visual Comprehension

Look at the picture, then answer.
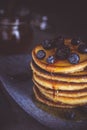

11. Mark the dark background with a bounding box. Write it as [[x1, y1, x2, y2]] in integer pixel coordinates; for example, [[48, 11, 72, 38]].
[[0, 0, 87, 40]]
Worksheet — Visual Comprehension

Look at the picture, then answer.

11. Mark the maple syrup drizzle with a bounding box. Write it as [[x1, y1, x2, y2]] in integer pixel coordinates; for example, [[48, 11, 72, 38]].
[[52, 85, 55, 98], [50, 71, 56, 98]]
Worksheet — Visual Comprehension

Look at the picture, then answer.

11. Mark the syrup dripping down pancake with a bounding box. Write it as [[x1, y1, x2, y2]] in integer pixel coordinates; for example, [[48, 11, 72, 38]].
[[33, 85, 87, 107], [31, 61, 87, 83], [33, 86, 74, 108], [33, 79, 87, 98], [33, 73, 87, 91], [32, 39, 87, 74], [31, 37, 87, 108]]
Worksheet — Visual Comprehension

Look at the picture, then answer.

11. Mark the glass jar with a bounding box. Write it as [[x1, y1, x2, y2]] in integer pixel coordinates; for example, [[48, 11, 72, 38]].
[[0, 17, 33, 55]]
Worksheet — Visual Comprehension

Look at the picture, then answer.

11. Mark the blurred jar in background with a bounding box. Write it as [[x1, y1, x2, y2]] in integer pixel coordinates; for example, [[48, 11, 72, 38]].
[[0, 4, 33, 55]]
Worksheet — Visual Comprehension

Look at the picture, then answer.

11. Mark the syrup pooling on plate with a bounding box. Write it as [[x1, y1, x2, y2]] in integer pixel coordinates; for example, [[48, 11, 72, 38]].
[[34, 98, 87, 121]]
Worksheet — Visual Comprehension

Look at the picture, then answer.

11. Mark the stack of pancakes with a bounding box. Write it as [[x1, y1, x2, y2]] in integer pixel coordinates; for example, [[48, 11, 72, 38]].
[[30, 38, 87, 108]]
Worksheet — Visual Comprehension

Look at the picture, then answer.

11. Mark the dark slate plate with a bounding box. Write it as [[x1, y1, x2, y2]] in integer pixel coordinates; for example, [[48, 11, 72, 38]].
[[0, 54, 87, 130]]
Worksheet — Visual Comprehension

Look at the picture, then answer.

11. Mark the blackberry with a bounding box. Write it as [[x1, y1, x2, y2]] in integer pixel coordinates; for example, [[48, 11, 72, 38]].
[[56, 45, 70, 60], [68, 53, 80, 64], [42, 39, 55, 49], [71, 38, 81, 46], [36, 50, 46, 59]]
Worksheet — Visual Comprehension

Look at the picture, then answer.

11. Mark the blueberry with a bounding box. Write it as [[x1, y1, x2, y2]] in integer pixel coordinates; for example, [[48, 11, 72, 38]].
[[42, 39, 55, 49], [46, 55, 55, 64], [71, 38, 81, 45], [36, 50, 46, 59], [68, 53, 80, 64], [56, 45, 70, 60], [78, 44, 87, 54]]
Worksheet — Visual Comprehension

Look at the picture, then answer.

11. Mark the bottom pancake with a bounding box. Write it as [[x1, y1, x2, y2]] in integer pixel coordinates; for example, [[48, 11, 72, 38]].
[[33, 85, 75, 108]]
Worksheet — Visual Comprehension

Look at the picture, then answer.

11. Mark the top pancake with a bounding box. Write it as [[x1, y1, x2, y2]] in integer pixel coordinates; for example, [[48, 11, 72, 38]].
[[32, 39, 87, 74]]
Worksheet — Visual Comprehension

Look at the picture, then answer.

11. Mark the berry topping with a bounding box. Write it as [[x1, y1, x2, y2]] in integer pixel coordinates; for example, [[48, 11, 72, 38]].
[[71, 38, 81, 45], [78, 44, 87, 54], [54, 35, 64, 47], [50, 35, 64, 49], [36, 50, 46, 59], [68, 53, 80, 64], [46, 55, 55, 64], [42, 39, 54, 49], [56, 45, 70, 60]]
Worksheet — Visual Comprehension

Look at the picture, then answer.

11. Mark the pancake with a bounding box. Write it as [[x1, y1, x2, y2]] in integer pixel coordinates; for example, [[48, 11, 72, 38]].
[[30, 37, 87, 108], [33, 79, 87, 98], [32, 39, 87, 74], [38, 86, 87, 106], [33, 73, 87, 91], [31, 60, 87, 83], [33, 86, 74, 108]]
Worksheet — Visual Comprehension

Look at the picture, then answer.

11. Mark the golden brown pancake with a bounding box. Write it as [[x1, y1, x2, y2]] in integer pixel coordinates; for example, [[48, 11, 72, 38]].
[[33, 86, 74, 108], [33, 79, 87, 98], [30, 37, 87, 108], [33, 73, 87, 91], [32, 39, 87, 74], [31, 60, 87, 83], [39, 87, 87, 106]]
